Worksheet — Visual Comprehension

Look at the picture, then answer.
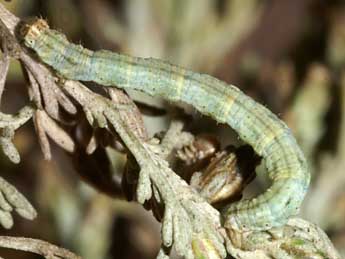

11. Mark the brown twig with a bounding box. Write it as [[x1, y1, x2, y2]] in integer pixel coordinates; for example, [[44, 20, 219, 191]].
[[0, 236, 81, 259]]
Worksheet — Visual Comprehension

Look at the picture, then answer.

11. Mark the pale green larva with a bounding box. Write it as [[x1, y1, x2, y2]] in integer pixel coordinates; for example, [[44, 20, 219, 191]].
[[21, 19, 310, 232]]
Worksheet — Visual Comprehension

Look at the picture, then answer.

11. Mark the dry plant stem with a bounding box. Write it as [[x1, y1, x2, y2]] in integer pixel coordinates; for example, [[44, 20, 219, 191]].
[[64, 79, 338, 258], [0, 5, 16, 33], [0, 4, 77, 160], [0, 10, 37, 226], [33, 109, 52, 160], [25, 67, 43, 107], [62, 80, 226, 259], [107, 87, 148, 141], [0, 236, 81, 259], [0, 43, 9, 105], [23, 57, 59, 119], [0, 3, 76, 119], [0, 0, 140, 160], [20, 54, 77, 119]]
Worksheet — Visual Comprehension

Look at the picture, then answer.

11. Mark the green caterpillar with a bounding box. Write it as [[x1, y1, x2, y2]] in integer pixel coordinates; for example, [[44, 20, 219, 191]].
[[21, 19, 310, 232]]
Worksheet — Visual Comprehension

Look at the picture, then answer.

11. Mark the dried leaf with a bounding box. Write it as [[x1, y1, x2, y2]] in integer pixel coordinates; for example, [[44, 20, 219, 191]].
[[108, 88, 148, 140], [0, 177, 36, 229], [0, 210, 13, 229], [85, 134, 97, 154], [0, 177, 37, 220], [36, 109, 75, 153], [34, 110, 52, 160], [20, 55, 77, 119], [22, 65, 42, 107]]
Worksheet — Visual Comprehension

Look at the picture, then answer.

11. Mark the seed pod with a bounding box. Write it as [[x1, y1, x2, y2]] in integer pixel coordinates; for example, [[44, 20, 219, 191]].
[[177, 134, 220, 165], [176, 134, 220, 181], [191, 145, 260, 207]]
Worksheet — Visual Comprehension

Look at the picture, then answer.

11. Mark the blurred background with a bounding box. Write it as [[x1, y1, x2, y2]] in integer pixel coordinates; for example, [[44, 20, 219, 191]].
[[0, 0, 345, 258]]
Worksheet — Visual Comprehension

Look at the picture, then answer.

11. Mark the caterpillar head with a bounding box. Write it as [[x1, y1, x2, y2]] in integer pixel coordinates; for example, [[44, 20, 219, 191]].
[[20, 18, 49, 48]]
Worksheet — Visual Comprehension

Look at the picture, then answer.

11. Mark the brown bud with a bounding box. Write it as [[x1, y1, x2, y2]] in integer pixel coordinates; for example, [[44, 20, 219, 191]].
[[177, 134, 220, 165], [176, 134, 220, 181], [191, 145, 260, 207]]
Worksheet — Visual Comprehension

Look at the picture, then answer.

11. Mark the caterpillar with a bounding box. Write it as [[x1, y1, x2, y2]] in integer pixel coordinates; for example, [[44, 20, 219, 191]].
[[20, 18, 310, 232]]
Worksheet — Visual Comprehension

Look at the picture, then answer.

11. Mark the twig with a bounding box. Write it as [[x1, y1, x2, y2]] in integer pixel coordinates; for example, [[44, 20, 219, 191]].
[[0, 40, 9, 105], [0, 236, 81, 259], [62, 80, 226, 258]]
